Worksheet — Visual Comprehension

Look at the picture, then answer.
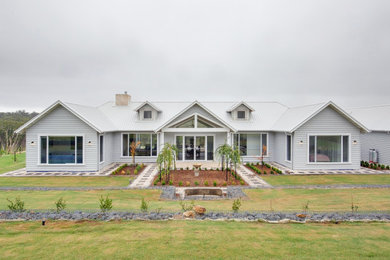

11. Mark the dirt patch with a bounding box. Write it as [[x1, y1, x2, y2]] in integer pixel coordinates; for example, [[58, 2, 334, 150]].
[[153, 170, 247, 187], [111, 164, 146, 175]]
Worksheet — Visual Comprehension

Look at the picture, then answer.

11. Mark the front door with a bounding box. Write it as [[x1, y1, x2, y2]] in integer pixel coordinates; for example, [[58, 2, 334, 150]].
[[176, 135, 213, 161]]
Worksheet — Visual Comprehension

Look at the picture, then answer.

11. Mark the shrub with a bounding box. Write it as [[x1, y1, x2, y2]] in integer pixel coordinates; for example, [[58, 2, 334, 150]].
[[204, 181, 209, 186], [7, 197, 25, 212], [162, 180, 166, 186], [232, 199, 241, 212], [264, 170, 267, 175], [213, 181, 217, 187], [216, 168, 219, 171], [194, 181, 199, 186], [179, 200, 194, 211], [179, 181, 183, 187], [180, 168, 184, 170], [240, 180, 245, 185], [270, 170, 274, 175], [381, 165, 385, 170], [54, 197, 66, 212], [140, 197, 148, 212], [186, 181, 191, 187], [169, 180, 173, 185], [186, 167, 189, 170], [99, 195, 113, 212], [222, 182, 227, 187], [134, 169, 138, 175], [387, 166, 390, 170], [154, 179, 158, 186]]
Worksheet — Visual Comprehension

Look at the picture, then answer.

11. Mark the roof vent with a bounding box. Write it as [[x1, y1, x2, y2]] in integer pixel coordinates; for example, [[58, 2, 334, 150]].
[[115, 92, 131, 106]]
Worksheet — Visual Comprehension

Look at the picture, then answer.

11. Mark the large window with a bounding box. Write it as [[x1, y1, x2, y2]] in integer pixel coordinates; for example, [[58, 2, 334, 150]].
[[233, 133, 268, 156], [309, 135, 350, 163], [122, 133, 157, 157], [40, 136, 83, 164], [286, 135, 292, 162]]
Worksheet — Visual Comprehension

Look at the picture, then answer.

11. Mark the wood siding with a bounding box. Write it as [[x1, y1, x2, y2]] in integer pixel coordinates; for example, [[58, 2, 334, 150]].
[[360, 131, 390, 165]]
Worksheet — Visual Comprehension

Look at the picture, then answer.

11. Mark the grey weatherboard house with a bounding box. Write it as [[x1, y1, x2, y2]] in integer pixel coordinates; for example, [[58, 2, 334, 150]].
[[16, 93, 370, 173]]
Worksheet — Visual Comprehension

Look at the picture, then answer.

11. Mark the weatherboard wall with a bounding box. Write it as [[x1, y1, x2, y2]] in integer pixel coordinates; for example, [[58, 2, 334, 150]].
[[360, 131, 390, 165]]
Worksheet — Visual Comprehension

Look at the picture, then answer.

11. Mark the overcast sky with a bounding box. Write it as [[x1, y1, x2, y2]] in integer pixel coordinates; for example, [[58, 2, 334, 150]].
[[0, 0, 389, 112]]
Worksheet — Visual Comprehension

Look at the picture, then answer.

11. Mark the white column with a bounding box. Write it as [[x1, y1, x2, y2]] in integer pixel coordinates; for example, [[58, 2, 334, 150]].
[[226, 132, 231, 145]]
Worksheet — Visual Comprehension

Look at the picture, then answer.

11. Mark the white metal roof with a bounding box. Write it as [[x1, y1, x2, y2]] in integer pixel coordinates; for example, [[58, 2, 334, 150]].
[[15, 99, 369, 133], [350, 105, 390, 132]]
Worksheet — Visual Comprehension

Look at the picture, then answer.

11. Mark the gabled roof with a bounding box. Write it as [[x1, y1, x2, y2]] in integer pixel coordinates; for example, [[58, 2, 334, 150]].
[[134, 101, 161, 112], [155, 101, 237, 132], [350, 104, 390, 132], [15, 101, 106, 134], [272, 101, 369, 133], [226, 101, 255, 112]]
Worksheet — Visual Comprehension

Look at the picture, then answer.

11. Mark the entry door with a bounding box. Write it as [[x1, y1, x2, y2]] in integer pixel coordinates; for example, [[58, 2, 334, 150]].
[[185, 136, 194, 160]]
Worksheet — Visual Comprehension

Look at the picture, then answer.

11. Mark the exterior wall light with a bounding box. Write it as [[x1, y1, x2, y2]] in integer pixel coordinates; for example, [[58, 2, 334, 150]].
[[88, 141, 92, 145], [299, 140, 304, 145], [353, 140, 358, 145], [30, 141, 35, 146]]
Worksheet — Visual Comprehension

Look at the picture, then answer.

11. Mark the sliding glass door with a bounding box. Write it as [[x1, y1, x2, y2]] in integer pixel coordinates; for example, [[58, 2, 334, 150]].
[[177, 135, 213, 161]]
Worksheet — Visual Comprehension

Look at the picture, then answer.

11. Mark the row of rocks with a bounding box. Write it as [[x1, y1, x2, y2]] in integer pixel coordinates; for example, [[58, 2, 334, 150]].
[[1, 210, 389, 223]]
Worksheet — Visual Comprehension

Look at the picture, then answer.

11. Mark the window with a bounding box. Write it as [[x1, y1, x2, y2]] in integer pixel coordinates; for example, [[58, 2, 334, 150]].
[[99, 135, 104, 163], [233, 133, 268, 156], [207, 136, 214, 160], [40, 136, 83, 164], [309, 135, 350, 163], [143, 110, 152, 119], [286, 135, 292, 162], [237, 111, 246, 119], [172, 115, 221, 128], [122, 133, 157, 157]]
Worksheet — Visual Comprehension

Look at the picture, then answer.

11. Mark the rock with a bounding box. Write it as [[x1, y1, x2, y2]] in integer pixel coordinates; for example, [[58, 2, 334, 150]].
[[296, 214, 307, 218], [183, 211, 195, 218], [193, 205, 206, 215]]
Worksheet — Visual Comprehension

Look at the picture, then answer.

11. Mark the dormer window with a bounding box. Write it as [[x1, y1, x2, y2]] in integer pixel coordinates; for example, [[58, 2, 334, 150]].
[[144, 110, 152, 119], [237, 111, 246, 119]]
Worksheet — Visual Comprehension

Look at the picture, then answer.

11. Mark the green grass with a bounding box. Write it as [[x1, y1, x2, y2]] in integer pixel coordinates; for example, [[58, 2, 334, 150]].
[[0, 176, 132, 187], [262, 174, 390, 186], [0, 152, 25, 174], [1, 188, 389, 212], [0, 221, 389, 259]]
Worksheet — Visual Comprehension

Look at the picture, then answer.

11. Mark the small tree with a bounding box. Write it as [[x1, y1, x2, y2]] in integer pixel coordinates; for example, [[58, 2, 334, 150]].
[[140, 197, 149, 212], [216, 144, 233, 181], [7, 197, 25, 212], [54, 197, 66, 213], [157, 143, 176, 183], [232, 198, 241, 212], [230, 146, 242, 176], [130, 141, 141, 165], [259, 144, 267, 166], [99, 195, 113, 212]]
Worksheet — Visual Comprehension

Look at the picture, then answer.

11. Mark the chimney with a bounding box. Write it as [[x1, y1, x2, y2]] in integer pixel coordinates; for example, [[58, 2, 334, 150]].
[[115, 91, 131, 106]]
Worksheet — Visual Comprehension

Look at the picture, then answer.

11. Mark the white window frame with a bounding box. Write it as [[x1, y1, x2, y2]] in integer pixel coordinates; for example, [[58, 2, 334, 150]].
[[286, 134, 292, 162], [121, 133, 158, 157], [307, 133, 352, 164], [38, 134, 85, 166], [143, 110, 153, 120], [99, 135, 104, 164], [174, 134, 216, 161], [237, 110, 246, 119], [233, 133, 269, 157]]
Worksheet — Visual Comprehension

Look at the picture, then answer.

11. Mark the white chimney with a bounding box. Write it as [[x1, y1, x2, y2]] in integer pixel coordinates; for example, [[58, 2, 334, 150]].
[[115, 91, 131, 106]]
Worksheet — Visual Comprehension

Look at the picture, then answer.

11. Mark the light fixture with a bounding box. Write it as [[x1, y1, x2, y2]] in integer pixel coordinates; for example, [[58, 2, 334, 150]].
[[299, 140, 304, 145], [88, 141, 92, 145], [30, 141, 35, 146], [353, 140, 358, 145]]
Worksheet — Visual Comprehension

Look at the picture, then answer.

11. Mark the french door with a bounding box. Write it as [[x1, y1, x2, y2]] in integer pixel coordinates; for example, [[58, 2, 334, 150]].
[[176, 135, 214, 161]]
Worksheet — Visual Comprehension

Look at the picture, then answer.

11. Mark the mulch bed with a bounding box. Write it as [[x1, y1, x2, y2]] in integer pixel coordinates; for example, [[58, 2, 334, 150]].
[[111, 164, 146, 175], [245, 164, 280, 175], [153, 170, 248, 187]]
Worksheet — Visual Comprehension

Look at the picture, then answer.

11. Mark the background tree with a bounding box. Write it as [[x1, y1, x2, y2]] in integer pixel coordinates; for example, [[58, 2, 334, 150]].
[[130, 141, 141, 165]]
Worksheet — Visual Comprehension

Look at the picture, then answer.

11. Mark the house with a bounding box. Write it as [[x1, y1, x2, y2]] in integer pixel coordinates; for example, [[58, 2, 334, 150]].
[[350, 105, 390, 165], [15, 92, 369, 172]]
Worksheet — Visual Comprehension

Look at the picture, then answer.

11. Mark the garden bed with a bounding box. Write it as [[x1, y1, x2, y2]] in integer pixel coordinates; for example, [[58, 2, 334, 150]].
[[245, 163, 283, 175], [153, 169, 247, 187], [111, 164, 146, 175], [361, 161, 390, 171]]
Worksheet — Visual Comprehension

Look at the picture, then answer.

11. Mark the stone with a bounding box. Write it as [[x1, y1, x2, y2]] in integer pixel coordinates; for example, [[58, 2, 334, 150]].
[[183, 211, 195, 218], [193, 205, 206, 215], [296, 214, 307, 218]]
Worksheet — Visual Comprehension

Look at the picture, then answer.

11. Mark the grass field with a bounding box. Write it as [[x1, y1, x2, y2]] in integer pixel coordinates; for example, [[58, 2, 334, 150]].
[[0, 176, 132, 187], [0, 153, 25, 174], [1, 188, 389, 212], [262, 174, 390, 186], [0, 221, 389, 259]]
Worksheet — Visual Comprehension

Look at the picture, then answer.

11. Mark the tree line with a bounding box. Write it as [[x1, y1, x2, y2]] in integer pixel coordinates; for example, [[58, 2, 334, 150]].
[[0, 111, 38, 154]]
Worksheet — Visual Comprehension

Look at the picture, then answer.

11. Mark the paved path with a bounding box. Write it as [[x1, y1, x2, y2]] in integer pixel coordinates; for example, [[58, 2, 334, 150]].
[[237, 165, 273, 188], [270, 162, 390, 175], [0, 163, 121, 177], [129, 164, 158, 188]]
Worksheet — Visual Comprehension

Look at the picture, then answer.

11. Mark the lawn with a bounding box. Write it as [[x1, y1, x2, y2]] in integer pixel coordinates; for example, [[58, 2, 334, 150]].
[[0, 221, 389, 259], [0, 176, 132, 187], [1, 188, 389, 212], [262, 174, 390, 186], [0, 152, 25, 174]]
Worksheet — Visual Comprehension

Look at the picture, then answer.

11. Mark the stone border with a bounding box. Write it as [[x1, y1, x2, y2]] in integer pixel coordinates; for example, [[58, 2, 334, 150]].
[[1, 210, 389, 223], [159, 186, 246, 200]]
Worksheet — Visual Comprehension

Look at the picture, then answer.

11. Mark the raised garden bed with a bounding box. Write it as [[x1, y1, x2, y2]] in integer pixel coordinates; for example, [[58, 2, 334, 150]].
[[361, 161, 390, 171], [245, 162, 283, 175], [111, 163, 146, 175], [153, 169, 247, 187]]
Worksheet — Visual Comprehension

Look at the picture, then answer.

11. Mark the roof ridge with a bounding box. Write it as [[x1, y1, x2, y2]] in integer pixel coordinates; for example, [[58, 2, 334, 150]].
[[288, 102, 326, 109], [350, 104, 390, 109]]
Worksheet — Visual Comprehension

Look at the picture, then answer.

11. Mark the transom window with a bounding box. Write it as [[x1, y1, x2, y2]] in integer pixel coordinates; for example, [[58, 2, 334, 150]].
[[143, 110, 152, 119], [233, 133, 268, 156], [237, 111, 246, 119], [40, 136, 83, 164], [122, 133, 157, 157], [309, 135, 350, 163], [171, 115, 221, 128]]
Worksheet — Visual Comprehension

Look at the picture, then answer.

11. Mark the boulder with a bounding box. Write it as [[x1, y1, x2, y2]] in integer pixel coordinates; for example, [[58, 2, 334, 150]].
[[296, 214, 307, 219], [183, 211, 195, 218], [193, 205, 206, 215]]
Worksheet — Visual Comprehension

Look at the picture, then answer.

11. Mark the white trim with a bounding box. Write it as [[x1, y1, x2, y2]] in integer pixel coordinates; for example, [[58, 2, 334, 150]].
[[134, 101, 162, 112], [37, 134, 85, 166], [15, 101, 102, 134], [286, 134, 292, 162], [120, 132, 158, 158], [306, 133, 352, 164], [233, 132, 269, 157], [174, 134, 216, 161], [165, 113, 227, 130]]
